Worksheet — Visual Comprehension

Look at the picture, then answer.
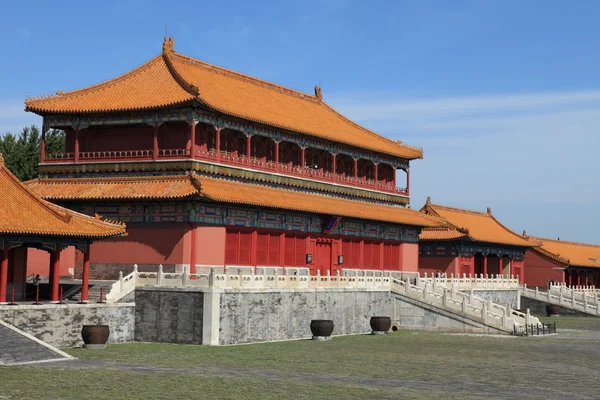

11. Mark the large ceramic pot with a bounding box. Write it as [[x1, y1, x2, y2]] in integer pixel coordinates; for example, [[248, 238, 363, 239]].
[[546, 305, 560, 317], [81, 325, 110, 348], [310, 320, 334, 338], [370, 316, 392, 333]]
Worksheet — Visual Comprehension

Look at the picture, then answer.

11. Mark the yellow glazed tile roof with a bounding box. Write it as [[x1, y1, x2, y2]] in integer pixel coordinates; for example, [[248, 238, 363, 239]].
[[420, 197, 533, 247], [0, 154, 126, 239], [27, 174, 441, 228], [419, 227, 468, 241], [525, 234, 600, 269], [25, 38, 422, 160], [26, 175, 200, 200]]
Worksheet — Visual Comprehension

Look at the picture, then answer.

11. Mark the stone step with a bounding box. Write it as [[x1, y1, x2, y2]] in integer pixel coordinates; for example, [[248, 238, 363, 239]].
[[0, 319, 73, 365]]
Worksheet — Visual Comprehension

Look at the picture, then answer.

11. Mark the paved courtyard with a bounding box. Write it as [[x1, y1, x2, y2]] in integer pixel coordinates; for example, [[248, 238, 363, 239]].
[[1, 316, 599, 399]]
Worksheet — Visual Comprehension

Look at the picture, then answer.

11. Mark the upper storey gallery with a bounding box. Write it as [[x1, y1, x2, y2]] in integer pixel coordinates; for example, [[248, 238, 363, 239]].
[[25, 37, 422, 203]]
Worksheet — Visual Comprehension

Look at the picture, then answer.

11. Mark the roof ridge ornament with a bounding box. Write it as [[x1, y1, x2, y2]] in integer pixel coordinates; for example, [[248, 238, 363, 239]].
[[163, 36, 175, 54], [0, 152, 4, 166], [426, 196, 431, 205], [522, 229, 527, 237], [314, 85, 323, 100], [486, 207, 492, 215]]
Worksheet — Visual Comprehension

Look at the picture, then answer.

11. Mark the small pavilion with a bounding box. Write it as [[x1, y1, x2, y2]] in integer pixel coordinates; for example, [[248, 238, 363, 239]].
[[418, 197, 535, 282], [522, 233, 600, 288], [0, 154, 126, 303]]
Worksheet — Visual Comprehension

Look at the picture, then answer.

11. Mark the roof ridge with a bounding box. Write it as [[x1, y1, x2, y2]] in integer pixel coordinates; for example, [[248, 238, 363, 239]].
[[317, 100, 423, 157], [171, 52, 322, 103], [487, 213, 539, 246], [25, 55, 169, 105], [171, 52, 421, 158], [528, 235, 600, 248], [428, 203, 490, 216]]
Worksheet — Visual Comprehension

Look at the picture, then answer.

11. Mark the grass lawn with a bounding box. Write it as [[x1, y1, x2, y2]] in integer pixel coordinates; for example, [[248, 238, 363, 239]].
[[2, 317, 600, 399]]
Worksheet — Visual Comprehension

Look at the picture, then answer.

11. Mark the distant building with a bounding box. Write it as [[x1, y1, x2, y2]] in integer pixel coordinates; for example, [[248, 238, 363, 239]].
[[522, 233, 600, 288], [25, 37, 439, 279], [418, 197, 534, 283]]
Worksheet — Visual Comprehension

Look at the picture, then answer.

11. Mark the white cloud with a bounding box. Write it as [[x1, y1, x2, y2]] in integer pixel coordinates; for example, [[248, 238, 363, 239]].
[[328, 89, 600, 242]]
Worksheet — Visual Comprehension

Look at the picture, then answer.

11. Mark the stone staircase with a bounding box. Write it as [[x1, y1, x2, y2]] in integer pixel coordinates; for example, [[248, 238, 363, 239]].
[[521, 284, 600, 317], [0, 319, 72, 365], [390, 278, 539, 334]]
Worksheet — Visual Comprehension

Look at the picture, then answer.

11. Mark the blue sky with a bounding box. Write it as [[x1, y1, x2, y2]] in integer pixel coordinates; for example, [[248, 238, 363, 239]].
[[1, 1, 599, 243]]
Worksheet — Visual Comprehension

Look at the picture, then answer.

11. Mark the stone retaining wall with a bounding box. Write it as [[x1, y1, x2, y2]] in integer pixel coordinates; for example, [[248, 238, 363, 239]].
[[0, 303, 135, 348]]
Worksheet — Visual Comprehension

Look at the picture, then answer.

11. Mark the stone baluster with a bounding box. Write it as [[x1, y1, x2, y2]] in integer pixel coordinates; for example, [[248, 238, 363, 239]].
[[119, 271, 124, 292], [157, 264, 164, 286], [423, 283, 429, 299], [481, 302, 488, 320], [442, 290, 448, 307], [469, 288, 475, 305], [487, 297, 494, 311], [462, 296, 468, 313], [209, 267, 215, 287], [181, 265, 188, 286]]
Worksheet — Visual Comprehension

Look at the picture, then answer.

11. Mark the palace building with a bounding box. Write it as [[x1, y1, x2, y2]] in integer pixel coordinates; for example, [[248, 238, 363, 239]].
[[418, 198, 535, 282], [522, 233, 600, 288], [24, 37, 439, 279], [0, 154, 125, 303]]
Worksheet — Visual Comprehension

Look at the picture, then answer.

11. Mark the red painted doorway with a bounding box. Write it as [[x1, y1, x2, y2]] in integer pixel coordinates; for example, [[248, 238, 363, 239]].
[[316, 242, 332, 275]]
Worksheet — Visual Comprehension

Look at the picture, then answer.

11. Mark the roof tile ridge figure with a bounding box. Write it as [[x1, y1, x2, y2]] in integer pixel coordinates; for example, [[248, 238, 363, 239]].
[[162, 37, 200, 97], [25, 55, 169, 108]]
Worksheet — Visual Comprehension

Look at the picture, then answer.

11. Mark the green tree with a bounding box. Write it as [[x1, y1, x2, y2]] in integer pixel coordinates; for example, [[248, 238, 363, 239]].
[[0, 125, 65, 181]]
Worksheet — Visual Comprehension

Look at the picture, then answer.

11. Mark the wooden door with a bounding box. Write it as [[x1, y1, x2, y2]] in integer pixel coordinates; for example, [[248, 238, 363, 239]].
[[316, 242, 332, 275]]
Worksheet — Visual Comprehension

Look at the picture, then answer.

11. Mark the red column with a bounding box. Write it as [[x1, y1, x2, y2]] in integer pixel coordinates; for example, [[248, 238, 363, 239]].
[[406, 168, 410, 195], [374, 163, 378, 184], [565, 270, 570, 286], [74, 127, 80, 163], [275, 141, 280, 170], [216, 128, 221, 161], [153, 124, 159, 160], [354, 158, 358, 179], [332, 153, 337, 177], [0, 243, 8, 303], [483, 256, 488, 277], [50, 249, 60, 302], [246, 134, 252, 160], [392, 167, 397, 189], [189, 120, 197, 157], [81, 247, 90, 303], [40, 129, 46, 163], [189, 223, 197, 275], [301, 146, 306, 168], [498, 257, 503, 276]]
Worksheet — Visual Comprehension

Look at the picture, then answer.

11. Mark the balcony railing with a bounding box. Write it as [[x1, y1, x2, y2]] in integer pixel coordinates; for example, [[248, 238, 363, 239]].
[[42, 148, 408, 196]]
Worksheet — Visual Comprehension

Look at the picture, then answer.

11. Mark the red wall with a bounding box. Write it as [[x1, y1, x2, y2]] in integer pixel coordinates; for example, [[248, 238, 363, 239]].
[[419, 256, 457, 276], [523, 250, 564, 288], [26, 247, 75, 277], [196, 226, 226, 267], [91, 222, 189, 265]]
